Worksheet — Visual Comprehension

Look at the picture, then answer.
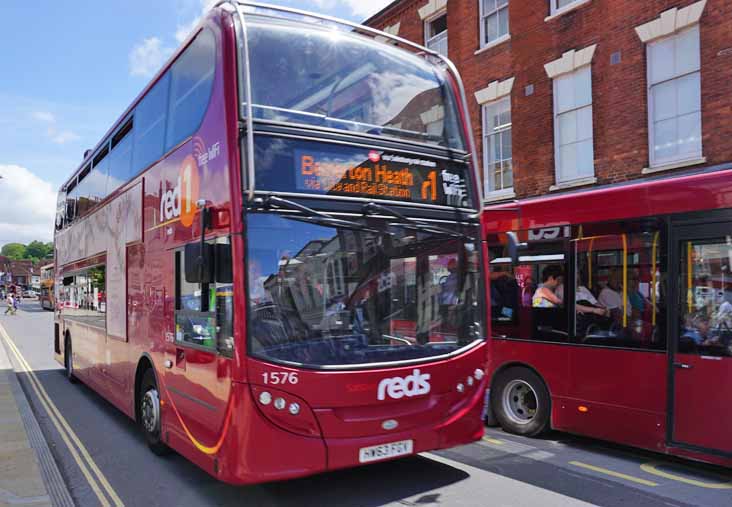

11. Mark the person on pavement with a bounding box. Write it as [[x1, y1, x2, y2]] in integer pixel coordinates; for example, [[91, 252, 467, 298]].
[[5, 293, 15, 315]]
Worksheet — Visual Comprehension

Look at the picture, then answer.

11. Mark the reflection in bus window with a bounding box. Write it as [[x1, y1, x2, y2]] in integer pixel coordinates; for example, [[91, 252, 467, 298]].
[[246, 213, 484, 367], [679, 239, 732, 357], [58, 265, 106, 329], [174, 238, 234, 356], [245, 17, 465, 150]]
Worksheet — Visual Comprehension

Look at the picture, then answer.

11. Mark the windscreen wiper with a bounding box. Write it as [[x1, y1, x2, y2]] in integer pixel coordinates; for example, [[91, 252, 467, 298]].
[[362, 202, 473, 240], [257, 196, 393, 236]]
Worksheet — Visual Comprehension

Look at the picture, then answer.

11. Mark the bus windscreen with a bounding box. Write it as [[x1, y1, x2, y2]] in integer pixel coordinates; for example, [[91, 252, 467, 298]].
[[246, 212, 484, 368], [244, 16, 466, 151]]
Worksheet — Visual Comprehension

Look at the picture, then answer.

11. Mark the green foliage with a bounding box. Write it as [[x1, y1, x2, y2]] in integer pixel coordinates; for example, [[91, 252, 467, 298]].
[[1, 241, 53, 262], [25, 241, 53, 261], [1, 243, 27, 260]]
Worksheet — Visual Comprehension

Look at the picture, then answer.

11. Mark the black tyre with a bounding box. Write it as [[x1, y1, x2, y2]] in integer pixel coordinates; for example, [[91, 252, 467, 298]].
[[139, 369, 170, 456], [491, 367, 550, 437], [483, 389, 500, 427], [64, 337, 77, 384]]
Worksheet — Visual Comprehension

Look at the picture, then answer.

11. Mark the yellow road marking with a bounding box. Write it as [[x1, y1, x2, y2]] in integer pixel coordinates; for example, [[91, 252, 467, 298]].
[[482, 437, 504, 445], [0, 323, 125, 507], [569, 461, 659, 487], [641, 462, 732, 489]]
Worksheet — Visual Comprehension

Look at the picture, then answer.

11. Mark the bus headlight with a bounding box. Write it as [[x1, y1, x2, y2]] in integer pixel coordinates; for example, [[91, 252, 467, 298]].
[[251, 385, 322, 437], [259, 391, 272, 405]]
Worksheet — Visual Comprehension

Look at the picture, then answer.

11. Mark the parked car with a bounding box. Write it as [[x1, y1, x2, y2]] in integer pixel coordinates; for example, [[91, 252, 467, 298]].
[[22, 289, 37, 298]]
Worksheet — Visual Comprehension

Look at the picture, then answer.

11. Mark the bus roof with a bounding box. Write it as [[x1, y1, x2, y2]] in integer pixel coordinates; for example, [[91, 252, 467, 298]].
[[61, 1, 453, 193], [483, 163, 732, 232]]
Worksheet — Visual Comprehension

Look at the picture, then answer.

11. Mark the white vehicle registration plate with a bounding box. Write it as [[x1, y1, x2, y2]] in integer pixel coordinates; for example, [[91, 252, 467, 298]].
[[358, 439, 413, 463]]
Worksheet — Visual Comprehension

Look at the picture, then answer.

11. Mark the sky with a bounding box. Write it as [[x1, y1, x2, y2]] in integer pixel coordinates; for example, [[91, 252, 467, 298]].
[[0, 0, 393, 247]]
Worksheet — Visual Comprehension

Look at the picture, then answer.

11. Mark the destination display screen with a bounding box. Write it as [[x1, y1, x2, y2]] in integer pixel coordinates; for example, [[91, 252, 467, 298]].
[[254, 136, 474, 208]]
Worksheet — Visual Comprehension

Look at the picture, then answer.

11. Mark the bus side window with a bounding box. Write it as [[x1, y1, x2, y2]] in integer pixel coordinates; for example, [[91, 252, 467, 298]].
[[573, 222, 666, 350], [489, 240, 569, 343], [165, 28, 216, 151], [133, 73, 170, 176], [175, 239, 234, 356]]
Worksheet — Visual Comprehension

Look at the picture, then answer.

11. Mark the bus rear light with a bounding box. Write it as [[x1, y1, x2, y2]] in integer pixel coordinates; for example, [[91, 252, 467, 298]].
[[251, 386, 322, 438], [578, 406, 589, 413]]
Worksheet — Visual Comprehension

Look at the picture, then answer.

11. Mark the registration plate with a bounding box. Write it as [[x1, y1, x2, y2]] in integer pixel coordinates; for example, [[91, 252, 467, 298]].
[[358, 439, 413, 463]]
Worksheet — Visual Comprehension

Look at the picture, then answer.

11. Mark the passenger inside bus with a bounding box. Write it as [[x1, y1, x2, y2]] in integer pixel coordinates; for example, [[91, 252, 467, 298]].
[[531, 265, 563, 308], [490, 265, 518, 321]]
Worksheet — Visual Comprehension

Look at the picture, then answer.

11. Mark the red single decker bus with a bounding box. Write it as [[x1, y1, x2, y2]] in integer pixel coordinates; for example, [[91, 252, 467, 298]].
[[482, 167, 732, 467], [53, 1, 488, 484]]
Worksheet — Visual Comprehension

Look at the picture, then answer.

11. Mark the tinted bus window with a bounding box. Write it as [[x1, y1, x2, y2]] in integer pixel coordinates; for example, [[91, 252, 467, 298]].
[[572, 222, 666, 350], [133, 73, 170, 174], [75, 166, 92, 217], [245, 17, 465, 151], [490, 239, 569, 343], [165, 29, 216, 151], [108, 125, 134, 191], [89, 148, 110, 204]]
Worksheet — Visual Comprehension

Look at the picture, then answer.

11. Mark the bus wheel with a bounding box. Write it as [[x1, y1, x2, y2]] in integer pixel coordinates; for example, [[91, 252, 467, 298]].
[[140, 369, 169, 456], [64, 337, 77, 384], [492, 367, 550, 437]]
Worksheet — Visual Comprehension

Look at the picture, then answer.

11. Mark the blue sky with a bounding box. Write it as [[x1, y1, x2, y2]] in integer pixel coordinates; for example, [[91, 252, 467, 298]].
[[0, 0, 391, 246]]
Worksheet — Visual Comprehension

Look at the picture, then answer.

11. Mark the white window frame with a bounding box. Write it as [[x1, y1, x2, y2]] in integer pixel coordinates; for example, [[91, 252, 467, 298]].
[[479, 0, 510, 49], [552, 64, 595, 186], [549, 0, 589, 17], [424, 10, 448, 57], [482, 97, 513, 197], [646, 25, 703, 170]]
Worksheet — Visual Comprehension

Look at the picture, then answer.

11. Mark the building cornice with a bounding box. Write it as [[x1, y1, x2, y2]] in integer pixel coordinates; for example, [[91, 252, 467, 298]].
[[475, 77, 515, 105], [635, 0, 707, 43], [544, 44, 597, 79]]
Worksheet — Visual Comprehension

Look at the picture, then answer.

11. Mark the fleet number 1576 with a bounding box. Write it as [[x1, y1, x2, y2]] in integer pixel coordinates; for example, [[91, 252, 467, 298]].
[[262, 372, 299, 385]]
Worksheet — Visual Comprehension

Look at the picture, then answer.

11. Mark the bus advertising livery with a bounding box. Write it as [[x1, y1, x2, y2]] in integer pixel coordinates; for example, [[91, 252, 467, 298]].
[[53, 1, 488, 484]]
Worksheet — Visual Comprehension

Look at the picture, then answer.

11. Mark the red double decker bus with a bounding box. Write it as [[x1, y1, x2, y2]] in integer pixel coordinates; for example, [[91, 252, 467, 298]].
[[53, 1, 488, 484], [482, 168, 732, 467]]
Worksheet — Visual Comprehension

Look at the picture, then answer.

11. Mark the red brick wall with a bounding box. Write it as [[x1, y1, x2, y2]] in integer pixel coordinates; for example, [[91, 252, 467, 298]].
[[365, 0, 732, 200]]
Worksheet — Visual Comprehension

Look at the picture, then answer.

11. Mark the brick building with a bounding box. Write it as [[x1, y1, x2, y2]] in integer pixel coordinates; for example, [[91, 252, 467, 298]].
[[364, 0, 731, 203], [0, 258, 40, 289]]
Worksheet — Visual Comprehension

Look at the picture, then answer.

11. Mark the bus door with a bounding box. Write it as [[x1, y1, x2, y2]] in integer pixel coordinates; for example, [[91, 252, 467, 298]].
[[164, 244, 234, 449], [671, 223, 732, 455]]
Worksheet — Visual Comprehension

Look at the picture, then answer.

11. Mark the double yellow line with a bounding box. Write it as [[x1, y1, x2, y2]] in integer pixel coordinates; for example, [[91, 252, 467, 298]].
[[0, 323, 125, 507]]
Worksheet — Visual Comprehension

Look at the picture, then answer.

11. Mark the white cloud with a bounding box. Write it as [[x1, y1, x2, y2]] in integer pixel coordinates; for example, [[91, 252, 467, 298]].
[[175, 0, 218, 43], [50, 131, 81, 145], [32, 111, 55, 123], [31, 111, 80, 145], [129, 37, 174, 77], [0, 165, 57, 245]]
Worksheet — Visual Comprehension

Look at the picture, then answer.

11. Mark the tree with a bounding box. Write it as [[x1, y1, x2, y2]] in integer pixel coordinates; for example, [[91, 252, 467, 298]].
[[25, 241, 50, 261], [1, 243, 26, 260]]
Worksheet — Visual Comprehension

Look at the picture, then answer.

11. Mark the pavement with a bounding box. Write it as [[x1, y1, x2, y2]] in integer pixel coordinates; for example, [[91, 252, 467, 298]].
[[0, 329, 52, 507]]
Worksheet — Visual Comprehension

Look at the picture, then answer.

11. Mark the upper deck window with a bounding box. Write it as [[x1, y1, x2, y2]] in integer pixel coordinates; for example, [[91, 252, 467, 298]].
[[166, 28, 216, 151], [244, 17, 465, 151]]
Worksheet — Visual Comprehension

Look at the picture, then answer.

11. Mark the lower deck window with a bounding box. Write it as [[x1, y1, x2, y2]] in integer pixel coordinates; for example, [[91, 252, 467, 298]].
[[59, 264, 106, 329]]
